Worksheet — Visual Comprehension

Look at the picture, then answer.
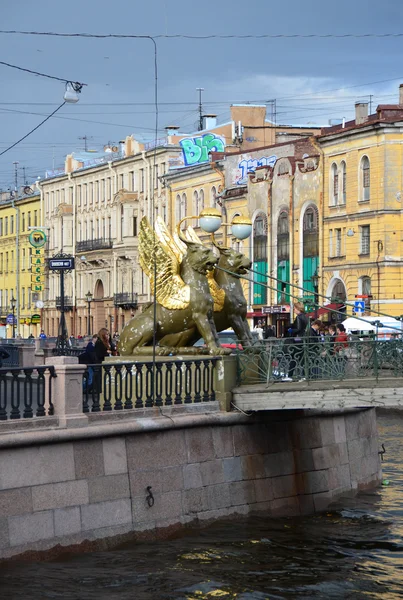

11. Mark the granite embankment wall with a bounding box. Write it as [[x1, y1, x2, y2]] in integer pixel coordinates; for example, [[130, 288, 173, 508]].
[[0, 407, 381, 560]]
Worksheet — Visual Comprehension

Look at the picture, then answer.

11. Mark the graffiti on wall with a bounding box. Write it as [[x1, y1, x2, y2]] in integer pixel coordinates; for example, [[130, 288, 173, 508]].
[[179, 133, 226, 166], [235, 155, 277, 185]]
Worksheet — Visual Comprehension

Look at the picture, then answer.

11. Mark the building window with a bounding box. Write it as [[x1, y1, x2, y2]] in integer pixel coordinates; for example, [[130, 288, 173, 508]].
[[0, 218, 2, 236], [199, 189, 204, 212], [83, 184, 88, 204], [360, 225, 370, 255], [22, 248, 26, 270], [120, 205, 124, 239], [277, 210, 289, 260], [119, 173, 125, 189], [34, 210, 38, 226], [335, 228, 342, 256], [133, 216, 137, 237], [193, 190, 199, 216], [140, 169, 144, 193], [22, 213, 25, 231], [361, 156, 370, 201], [10, 216, 14, 234], [129, 171, 135, 191], [22, 288, 25, 309], [5, 217, 8, 235], [77, 185, 82, 206], [329, 229, 333, 257], [341, 161, 346, 204], [331, 163, 338, 205], [28, 212, 31, 229], [107, 178, 111, 200], [210, 186, 217, 207]]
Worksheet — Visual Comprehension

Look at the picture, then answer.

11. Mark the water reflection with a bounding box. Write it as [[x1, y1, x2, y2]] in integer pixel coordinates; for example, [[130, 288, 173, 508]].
[[1, 414, 403, 599]]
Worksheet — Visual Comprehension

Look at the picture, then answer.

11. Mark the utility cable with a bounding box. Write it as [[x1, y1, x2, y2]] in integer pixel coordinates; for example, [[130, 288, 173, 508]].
[[0, 102, 66, 157], [0, 59, 86, 86]]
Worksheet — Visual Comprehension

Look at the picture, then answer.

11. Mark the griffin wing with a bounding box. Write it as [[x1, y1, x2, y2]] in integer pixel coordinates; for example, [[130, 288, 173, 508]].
[[184, 226, 225, 313], [139, 216, 190, 310]]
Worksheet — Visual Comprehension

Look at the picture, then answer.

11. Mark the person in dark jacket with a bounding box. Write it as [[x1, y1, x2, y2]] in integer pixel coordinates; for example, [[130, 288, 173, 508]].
[[0, 346, 10, 368], [283, 303, 309, 380], [288, 302, 309, 338], [308, 319, 323, 379]]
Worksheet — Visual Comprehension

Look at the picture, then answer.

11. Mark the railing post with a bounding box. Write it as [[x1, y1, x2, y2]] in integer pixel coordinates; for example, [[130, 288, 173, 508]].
[[45, 356, 87, 427], [213, 355, 237, 412]]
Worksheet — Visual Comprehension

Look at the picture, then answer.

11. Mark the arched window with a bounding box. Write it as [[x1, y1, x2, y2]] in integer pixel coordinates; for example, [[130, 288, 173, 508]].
[[278, 160, 290, 175], [360, 156, 370, 201], [175, 194, 181, 224], [277, 210, 290, 303], [331, 163, 338, 205], [199, 189, 205, 212], [193, 190, 199, 215], [210, 186, 217, 207], [341, 160, 346, 204], [253, 213, 268, 305], [277, 211, 289, 260], [302, 205, 319, 295], [180, 193, 187, 227]]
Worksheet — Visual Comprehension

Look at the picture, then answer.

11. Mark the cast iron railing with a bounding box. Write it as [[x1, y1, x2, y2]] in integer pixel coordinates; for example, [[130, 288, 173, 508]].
[[76, 238, 113, 252], [113, 293, 138, 309], [82, 358, 218, 412], [236, 338, 403, 385], [0, 366, 57, 420]]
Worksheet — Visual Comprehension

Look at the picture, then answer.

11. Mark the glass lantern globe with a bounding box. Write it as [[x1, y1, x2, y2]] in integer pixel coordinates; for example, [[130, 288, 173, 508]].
[[199, 208, 222, 233], [231, 215, 252, 240]]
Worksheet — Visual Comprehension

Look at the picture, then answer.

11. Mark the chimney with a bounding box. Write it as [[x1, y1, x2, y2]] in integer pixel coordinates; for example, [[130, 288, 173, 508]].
[[355, 102, 369, 125], [202, 114, 217, 130], [399, 84, 403, 105], [165, 125, 180, 135]]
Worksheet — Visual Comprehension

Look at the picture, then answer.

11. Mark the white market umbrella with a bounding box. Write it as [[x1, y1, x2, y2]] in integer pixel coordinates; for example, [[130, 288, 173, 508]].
[[342, 317, 377, 332]]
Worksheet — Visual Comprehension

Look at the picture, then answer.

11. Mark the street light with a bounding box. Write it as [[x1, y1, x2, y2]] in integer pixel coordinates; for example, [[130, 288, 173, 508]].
[[10, 295, 16, 339], [177, 208, 253, 240], [85, 291, 93, 336]]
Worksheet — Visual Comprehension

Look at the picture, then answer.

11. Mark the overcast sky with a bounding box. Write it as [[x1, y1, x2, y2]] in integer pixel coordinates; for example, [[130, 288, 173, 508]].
[[1, 0, 403, 189]]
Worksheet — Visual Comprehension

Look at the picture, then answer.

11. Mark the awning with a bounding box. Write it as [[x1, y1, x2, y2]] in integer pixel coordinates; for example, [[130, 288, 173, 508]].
[[246, 312, 266, 318], [307, 303, 344, 318]]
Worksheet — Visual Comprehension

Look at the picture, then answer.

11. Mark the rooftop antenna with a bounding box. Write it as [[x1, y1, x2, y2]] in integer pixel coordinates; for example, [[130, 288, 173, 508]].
[[196, 87, 204, 131], [78, 135, 93, 152]]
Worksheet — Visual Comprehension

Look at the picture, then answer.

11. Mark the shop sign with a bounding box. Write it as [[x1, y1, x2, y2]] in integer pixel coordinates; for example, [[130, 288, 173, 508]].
[[28, 230, 47, 249], [264, 305, 290, 314], [31, 314, 41, 325]]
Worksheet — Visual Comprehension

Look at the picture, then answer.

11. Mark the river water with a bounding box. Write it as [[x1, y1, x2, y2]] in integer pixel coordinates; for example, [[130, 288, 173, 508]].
[[1, 413, 403, 599]]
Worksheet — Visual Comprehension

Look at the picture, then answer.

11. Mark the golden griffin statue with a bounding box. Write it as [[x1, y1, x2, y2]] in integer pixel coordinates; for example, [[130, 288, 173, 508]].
[[118, 213, 253, 356]]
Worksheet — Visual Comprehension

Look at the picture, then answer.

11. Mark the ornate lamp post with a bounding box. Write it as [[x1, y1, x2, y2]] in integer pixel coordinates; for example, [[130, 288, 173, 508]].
[[10, 295, 16, 339], [85, 291, 93, 336]]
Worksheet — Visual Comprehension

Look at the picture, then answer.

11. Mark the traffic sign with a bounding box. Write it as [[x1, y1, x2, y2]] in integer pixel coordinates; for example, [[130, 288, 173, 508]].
[[6, 314, 16, 325], [354, 300, 365, 314], [49, 257, 75, 270]]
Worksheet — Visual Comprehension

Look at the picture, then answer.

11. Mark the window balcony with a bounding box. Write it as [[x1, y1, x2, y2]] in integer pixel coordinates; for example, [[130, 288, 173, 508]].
[[113, 293, 138, 309], [55, 296, 73, 311], [75, 238, 113, 252]]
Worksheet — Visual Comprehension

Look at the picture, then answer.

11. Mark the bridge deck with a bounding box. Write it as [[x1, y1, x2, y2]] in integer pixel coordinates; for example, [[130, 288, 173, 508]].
[[232, 377, 403, 412]]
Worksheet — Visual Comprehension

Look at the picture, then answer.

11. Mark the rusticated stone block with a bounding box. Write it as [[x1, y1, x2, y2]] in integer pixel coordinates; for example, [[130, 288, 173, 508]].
[[313, 491, 334, 513], [223, 457, 243, 482], [264, 452, 295, 477], [74, 440, 105, 479], [0, 517, 9, 549], [266, 421, 291, 453], [54, 507, 81, 537], [233, 424, 268, 456], [0, 488, 32, 517], [182, 488, 209, 514], [183, 464, 203, 490], [241, 455, 265, 480], [328, 465, 352, 491], [207, 483, 231, 509], [294, 449, 314, 473], [334, 416, 347, 444], [254, 478, 274, 503], [270, 496, 300, 516], [81, 498, 132, 531], [8, 511, 54, 546], [302, 470, 329, 494], [103, 437, 128, 475], [345, 409, 375, 441], [320, 418, 337, 446], [126, 430, 187, 470], [229, 481, 256, 506], [212, 427, 234, 458], [312, 444, 344, 471], [88, 474, 130, 503], [0, 444, 75, 490], [200, 460, 225, 486], [132, 490, 182, 523], [185, 428, 215, 463], [299, 494, 315, 515], [290, 418, 322, 450], [272, 474, 299, 499], [32, 480, 89, 511], [130, 466, 183, 497]]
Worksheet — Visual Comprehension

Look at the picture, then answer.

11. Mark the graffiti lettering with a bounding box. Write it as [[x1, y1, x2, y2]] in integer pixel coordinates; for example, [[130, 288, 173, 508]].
[[235, 155, 277, 185], [179, 134, 225, 166]]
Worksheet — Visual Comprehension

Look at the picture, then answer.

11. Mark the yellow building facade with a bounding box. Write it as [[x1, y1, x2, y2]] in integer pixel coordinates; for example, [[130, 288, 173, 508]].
[[0, 192, 42, 338], [320, 95, 403, 318]]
